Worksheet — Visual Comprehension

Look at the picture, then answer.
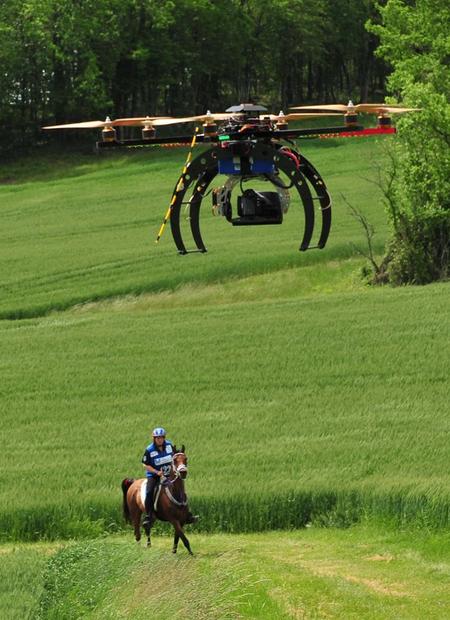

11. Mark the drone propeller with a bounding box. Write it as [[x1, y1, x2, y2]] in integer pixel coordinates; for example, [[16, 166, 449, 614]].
[[76, 112, 244, 130], [260, 112, 343, 122], [290, 101, 420, 115], [42, 116, 168, 130], [43, 119, 113, 129], [43, 110, 342, 132], [152, 110, 340, 126], [143, 112, 244, 126], [351, 103, 420, 114]]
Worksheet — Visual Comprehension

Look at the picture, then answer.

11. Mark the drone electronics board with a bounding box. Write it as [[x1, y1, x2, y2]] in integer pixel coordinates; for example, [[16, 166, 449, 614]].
[[44, 101, 418, 254]]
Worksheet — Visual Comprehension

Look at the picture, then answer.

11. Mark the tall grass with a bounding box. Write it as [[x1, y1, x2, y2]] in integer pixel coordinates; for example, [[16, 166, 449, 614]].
[[1, 279, 448, 540], [0, 543, 52, 619], [37, 537, 250, 620]]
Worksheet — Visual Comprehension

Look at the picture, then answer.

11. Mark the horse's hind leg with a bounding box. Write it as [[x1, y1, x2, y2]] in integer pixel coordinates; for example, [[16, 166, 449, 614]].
[[172, 532, 180, 554], [133, 516, 141, 543], [172, 520, 193, 556], [143, 520, 152, 547]]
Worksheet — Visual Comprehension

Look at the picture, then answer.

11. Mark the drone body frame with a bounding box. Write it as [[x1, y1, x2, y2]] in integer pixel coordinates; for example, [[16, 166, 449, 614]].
[[96, 120, 394, 254], [46, 101, 405, 254]]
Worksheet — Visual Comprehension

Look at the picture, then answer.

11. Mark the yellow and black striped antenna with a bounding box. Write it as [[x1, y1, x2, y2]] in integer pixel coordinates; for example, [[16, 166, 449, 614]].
[[155, 126, 199, 244]]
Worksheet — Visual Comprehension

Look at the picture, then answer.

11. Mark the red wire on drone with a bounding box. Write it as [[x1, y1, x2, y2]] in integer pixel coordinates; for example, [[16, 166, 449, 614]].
[[281, 148, 301, 169]]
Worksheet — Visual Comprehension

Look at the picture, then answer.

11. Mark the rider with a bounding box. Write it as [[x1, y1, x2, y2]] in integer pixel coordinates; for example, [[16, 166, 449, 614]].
[[142, 427, 173, 525]]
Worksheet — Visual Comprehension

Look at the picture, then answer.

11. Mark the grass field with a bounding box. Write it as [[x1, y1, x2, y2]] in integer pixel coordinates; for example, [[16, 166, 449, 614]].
[[0, 139, 387, 319], [0, 136, 449, 616], [1, 274, 449, 540], [2, 527, 449, 619]]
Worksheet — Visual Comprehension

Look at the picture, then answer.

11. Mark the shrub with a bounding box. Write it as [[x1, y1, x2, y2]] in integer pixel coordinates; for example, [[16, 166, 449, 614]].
[[369, 0, 450, 284]]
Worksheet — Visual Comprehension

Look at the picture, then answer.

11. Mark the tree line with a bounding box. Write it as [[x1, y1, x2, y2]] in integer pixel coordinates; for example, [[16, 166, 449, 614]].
[[368, 0, 449, 284], [0, 0, 387, 151]]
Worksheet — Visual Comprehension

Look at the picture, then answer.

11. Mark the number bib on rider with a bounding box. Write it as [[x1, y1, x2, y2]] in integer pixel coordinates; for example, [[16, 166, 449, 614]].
[[142, 441, 173, 478]]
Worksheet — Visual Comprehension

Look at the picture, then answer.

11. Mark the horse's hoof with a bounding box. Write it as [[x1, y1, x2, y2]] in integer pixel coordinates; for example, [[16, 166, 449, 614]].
[[186, 514, 200, 524], [146, 541, 151, 548], [172, 549, 177, 554], [189, 550, 194, 556]]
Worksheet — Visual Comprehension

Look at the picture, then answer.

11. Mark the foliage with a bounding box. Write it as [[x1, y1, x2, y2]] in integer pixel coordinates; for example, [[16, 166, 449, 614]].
[[0, 0, 387, 152], [369, 0, 450, 284], [0, 0, 125, 151]]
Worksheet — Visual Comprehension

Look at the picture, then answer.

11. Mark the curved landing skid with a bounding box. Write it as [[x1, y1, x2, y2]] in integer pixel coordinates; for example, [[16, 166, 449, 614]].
[[168, 144, 331, 254]]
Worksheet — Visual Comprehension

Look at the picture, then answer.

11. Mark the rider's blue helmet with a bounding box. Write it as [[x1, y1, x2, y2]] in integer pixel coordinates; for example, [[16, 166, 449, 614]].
[[152, 427, 166, 437]]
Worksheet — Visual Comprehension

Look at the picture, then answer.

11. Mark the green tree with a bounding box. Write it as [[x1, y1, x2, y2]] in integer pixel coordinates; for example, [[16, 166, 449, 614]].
[[369, 0, 450, 283], [0, 0, 125, 150], [44, 0, 125, 121], [0, 0, 389, 152], [0, 0, 54, 148]]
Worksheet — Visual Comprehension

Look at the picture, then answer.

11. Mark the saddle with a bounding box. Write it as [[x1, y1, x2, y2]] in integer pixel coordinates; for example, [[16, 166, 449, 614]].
[[141, 479, 199, 523], [140, 479, 163, 511]]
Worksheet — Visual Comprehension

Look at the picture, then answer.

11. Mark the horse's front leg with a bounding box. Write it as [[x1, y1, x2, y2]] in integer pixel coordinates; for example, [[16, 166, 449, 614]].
[[171, 520, 193, 556], [172, 532, 180, 554], [143, 513, 156, 547], [143, 519, 151, 547]]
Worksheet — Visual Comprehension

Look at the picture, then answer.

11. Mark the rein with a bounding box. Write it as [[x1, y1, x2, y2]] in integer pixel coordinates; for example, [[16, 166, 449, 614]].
[[165, 485, 187, 507]]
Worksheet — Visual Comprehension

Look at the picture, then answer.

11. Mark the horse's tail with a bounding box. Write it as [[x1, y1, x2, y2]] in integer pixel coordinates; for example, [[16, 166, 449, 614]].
[[121, 478, 135, 523]]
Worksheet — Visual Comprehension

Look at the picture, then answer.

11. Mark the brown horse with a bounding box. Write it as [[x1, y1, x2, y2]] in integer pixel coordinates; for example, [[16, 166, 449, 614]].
[[121, 446, 197, 555]]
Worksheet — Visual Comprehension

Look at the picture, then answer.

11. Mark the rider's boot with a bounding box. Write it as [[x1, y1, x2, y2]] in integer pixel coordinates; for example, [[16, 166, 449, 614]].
[[143, 478, 155, 526]]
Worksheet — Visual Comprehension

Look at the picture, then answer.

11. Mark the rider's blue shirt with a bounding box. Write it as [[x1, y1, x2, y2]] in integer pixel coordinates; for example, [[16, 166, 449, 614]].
[[142, 440, 173, 478]]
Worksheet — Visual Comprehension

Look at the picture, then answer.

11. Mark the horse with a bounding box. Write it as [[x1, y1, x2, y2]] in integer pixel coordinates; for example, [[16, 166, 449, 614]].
[[121, 446, 197, 555]]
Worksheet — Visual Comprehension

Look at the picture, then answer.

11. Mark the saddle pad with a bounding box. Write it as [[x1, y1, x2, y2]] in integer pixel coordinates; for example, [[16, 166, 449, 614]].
[[140, 479, 147, 507]]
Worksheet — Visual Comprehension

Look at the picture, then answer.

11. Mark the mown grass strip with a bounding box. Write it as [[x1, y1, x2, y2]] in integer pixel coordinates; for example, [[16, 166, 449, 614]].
[[24, 527, 450, 619]]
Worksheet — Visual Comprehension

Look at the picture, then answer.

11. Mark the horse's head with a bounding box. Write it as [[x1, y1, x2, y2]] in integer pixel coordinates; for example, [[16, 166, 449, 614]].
[[172, 444, 188, 480]]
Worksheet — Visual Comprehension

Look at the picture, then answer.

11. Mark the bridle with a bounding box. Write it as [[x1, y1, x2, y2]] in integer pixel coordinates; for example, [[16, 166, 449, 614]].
[[162, 452, 188, 507], [170, 452, 188, 478]]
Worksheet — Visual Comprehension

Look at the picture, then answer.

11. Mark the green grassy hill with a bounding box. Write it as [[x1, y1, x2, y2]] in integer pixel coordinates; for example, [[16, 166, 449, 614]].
[[1, 137, 449, 541], [1, 136, 449, 618], [1, 271, 449, 540], [0, 139, 386, 319]]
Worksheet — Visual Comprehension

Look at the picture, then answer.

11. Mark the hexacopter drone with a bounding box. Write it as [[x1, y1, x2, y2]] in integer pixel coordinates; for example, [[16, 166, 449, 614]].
[[44, 101, 417, 254]]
